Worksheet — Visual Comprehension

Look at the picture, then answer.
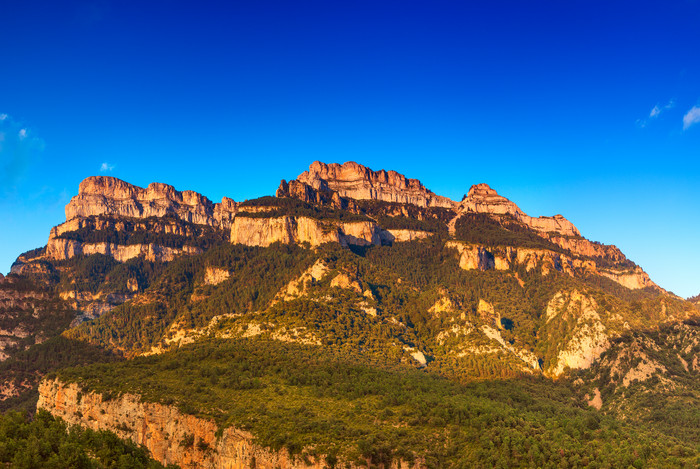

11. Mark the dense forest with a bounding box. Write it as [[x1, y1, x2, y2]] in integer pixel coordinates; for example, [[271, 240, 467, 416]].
[[0, 410, 172, 468], [56, 338, 699, 468]]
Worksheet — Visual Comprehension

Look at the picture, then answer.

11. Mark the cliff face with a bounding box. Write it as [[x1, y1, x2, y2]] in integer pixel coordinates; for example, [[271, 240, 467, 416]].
[[230, 216, 384, 248], [37, 379, 318, 468], [543, 290, 611, 377], [548, 235, 627, 262], [65, 176, 238, 230], [458, 184, 580, 237], [38, 378, 418, 469], [295, 161, 456, 208], [276, 179, 359, 212], [445, 240, 657, 290], [46, 238, 202, 262]]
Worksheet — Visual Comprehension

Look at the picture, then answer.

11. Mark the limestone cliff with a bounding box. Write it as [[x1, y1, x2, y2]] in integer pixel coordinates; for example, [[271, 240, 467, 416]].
[[65, 176, 238, 230], [543, 291, 611, 377], [50, 215, 202, 240], [295, 161, 456, 208], [46, 238, 202, 262], [276, 179, 359, 212], [38, 378, 419, 469], [547, 235, 626, 263], [230, 216, 384, 248], [445, 240, 657, 291], [446, 241, 596, 277], [458, 184, 580, 237]]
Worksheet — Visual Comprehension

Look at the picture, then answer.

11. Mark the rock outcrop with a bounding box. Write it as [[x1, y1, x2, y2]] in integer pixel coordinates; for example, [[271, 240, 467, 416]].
[[548, 236, 626, 263], [294, 161, 456, 208], [446, 241, 595, 277], [381, 229, 432, 243], [544, 290, 610, 377], [45, 238, 202, 262], [65, 176, 238, 230], [276, 179, 359, 212], [445, 240, 658, 291], [599, 268, 656, 290], [38, 378, 419, 469], [203, 267, 230, 286], [230, 216, 384, 248], [458, 184, 580, 237]]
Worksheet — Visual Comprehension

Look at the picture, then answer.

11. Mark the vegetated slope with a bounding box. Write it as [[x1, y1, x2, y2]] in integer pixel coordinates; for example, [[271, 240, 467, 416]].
[[0, 275, 74, 361], [52, 338, 699, 468], [576, 320, 700, 444], [65, 235, 692, 378], [0, 336, 120, 413], [3, 161, 700, 467]]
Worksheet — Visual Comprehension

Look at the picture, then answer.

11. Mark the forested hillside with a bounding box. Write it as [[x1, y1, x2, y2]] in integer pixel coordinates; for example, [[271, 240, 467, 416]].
[[2, 162, 698, 467]]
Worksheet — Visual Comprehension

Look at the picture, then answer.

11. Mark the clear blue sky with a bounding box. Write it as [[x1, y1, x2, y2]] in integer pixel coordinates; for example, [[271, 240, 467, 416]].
[[1, 1, 699, 297]]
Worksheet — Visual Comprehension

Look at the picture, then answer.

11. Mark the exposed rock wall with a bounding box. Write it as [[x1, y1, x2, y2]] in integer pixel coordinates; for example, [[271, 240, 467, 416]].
[[276, 179, 359, 212], [548, 236, 626, 262], [382, 229, 432, 243], [38, 379, 321, 468], [230, 216, 384, 248], [295, 161, 456, 208], [46, 238, 202, 262], [65, 176, 238, 230], [203, 267, 230, 286], [544, 291, 610, 377], [50, 215, 200, 240], [458, 184, 580, 237], [38, 378, 419, 469], [599, 268, 656, 290], [446, 241, 595, 276], [445, 240, 657, 290]]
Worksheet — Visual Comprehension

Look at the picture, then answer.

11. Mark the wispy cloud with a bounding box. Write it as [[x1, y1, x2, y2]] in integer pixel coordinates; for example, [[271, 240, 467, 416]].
[[100, 162, 115, 172], [0, 114, 45, 190], [683, 106, 700, 130], [638, 100, 675, 127]]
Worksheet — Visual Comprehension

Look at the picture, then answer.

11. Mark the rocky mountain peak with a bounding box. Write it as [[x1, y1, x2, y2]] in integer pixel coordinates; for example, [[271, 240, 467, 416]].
[[466, 183, 499, 198], [66, 176, 238, 230], [294, 161, 456, 208]]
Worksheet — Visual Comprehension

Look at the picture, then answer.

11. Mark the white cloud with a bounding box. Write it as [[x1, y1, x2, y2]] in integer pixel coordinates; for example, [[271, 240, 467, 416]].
[[683, 106, 700, 130], [639, 100, 675, 127], [0, 114, 7, 121], [100, 162, 115, 172], [18, 128, 27, 140]]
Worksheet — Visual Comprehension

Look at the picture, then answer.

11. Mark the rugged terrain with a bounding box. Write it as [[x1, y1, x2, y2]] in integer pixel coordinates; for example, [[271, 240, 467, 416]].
[[1, 161, 699, 468]]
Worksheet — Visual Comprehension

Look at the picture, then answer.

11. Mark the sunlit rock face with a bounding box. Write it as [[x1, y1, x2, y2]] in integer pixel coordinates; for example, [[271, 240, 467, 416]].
[[65, 176, 238, 229], [295, 161, 456, 208], [459, 183, 580, 237], [230, 215, 383, 247]]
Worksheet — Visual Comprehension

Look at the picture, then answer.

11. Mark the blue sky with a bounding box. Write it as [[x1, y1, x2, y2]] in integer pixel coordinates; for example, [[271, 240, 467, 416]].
[[1, 1, 699, 297]]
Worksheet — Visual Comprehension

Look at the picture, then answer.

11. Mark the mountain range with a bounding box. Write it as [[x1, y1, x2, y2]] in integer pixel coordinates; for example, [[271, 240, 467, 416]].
[[1, 161, 699, 468]]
